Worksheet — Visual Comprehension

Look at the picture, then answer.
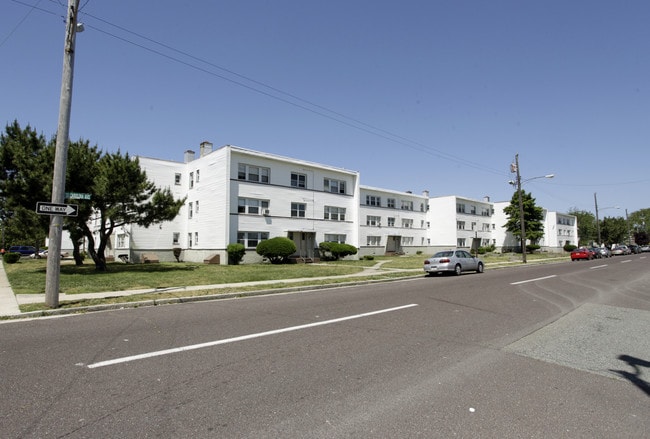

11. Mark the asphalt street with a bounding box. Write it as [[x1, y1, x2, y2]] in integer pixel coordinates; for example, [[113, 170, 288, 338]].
[[1, 254, 648, 438]]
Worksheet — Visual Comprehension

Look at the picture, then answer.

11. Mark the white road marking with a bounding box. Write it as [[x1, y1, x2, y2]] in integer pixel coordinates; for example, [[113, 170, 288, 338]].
[[620, 260, 631, 264], [87, 304, 419, 369], [590, 265, 608, 270], [510, 275, 557, 285]]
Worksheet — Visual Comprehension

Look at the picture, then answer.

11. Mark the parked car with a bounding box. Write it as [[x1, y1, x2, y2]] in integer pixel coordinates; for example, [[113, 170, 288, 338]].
[[628, 244, 641, 254], [641, 245, 650, 253], [588, 247, 602, 258], [424, 249, 484, 276], [8, 245, 37, 256], [611, 245, 630, 256], [29, 250, 68, 259], [598, 247, 612, 258], [571, 247, 594, 261]]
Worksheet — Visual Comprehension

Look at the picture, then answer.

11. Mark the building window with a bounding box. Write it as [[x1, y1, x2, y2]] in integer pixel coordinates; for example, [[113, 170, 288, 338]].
[[172, 233, 180, 245], [457, 221, 465, 230], [387, 198, 396, 208], [237, 231, 269, 248], [188, 233, 193, 248], [482, 223, 490, 231], [194, 232, 199, 245], [401, 200, 413, 211], [367, 236, 381, 246], [188, 202, 193, 219], [366, 195, 381, 206], [195, 200, 199, 214], [291, 203, 306, 218], [387, 217, 395, 227], [471, 222, 476, 230], [470, 205, 476, 215], [324, 234, 346, 243], [189, 172, 194, 189], [324, 206, 346, 221], [196, 169, 200, 183], [174, 173, 181, 185], [238, 198, 269, 215], [457, 203, 466, 213], [116, 233, 126, 248], [457, 238, 466, 247], [291, 172, 307, 188], [238, 163, 270, 183], [402, 218, 413, 228], [324, 178, 346, 194], [402, 236, 414, 245], [366, 215, 381, 226]]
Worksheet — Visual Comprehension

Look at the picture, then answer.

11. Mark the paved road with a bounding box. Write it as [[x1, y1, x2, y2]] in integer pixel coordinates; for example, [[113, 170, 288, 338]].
[[1, 255, 649, 438]]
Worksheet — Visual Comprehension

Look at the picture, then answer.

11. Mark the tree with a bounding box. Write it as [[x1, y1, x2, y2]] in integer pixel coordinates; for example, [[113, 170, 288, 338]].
[[568, 208, 597, 246], [256, 237, 296, 264], [79, 151, 185, 271], [0, 121, 52, 249], [600, 216, 628, 246], [503, 190, 545, 250]]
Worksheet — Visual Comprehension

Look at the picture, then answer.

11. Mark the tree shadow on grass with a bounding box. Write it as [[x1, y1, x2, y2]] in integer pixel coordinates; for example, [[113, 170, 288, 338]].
[[610, 354, 650, 397], [58, 262, 202, 276]]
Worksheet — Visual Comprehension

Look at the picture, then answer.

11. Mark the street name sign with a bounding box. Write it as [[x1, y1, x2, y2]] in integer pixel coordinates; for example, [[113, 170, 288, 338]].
[[36, 202, 79, 217], [65, 192, 91, 200]]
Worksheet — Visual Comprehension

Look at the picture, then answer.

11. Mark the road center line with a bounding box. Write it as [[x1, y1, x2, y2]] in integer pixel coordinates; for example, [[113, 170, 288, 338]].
[[510, 275, 557, 285], [590, 265, 608, 270], [87, 304, 419, 369]]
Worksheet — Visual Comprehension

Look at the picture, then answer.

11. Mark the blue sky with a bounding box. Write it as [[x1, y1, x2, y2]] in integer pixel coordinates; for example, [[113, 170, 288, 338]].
[[2, 1, 649, 216]]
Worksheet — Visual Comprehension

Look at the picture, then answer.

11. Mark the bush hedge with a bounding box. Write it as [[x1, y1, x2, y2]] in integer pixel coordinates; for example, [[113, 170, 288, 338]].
[[227, 243, 246, 265], [256, 237, 297, 264], [319, 242, 358, 261], [3, 252, 21, 264]]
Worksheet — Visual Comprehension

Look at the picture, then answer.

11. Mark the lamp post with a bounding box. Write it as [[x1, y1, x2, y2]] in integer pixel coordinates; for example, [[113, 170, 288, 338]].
[[509, 154, 554, 263], [593, 192, 619, 246]]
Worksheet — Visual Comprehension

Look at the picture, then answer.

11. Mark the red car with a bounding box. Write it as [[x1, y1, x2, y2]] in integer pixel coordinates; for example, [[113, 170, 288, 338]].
[[571, 247, 594, 261]]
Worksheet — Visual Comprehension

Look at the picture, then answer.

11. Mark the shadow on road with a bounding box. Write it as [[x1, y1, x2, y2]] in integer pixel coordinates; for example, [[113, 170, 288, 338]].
[[610, 354, 650, 397]]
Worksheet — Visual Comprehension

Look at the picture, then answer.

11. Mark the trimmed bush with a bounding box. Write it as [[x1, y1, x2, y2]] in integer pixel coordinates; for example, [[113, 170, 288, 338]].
[[256, 237, 296, 264], [363, 255, 375, 260], [227, 243, 246, 265], [3, 252, 21, 264], [319, 242, 358, 261], [526, 244, 541, 253], [563, 244, 577, 252]]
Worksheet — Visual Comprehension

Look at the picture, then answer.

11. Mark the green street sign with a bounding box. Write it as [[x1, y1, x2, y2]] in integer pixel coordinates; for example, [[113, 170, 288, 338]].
[[65, 192, 91, 200]]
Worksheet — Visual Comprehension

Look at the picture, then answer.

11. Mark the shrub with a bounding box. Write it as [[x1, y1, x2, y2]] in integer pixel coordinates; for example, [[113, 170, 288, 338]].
[[526, 244, 541, 253], [3, 252, 21, 264], [256, 237, 296, 264], [227, 243, 246, 265], [363, 255, 375, 260], [172, 247, 182, 262], [563, 244, 577, 252], [319, 242, 358, 261]]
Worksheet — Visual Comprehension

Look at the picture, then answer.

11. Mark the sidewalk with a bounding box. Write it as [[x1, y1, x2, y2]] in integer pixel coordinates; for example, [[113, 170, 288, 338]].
[[0, 260, 420, 318]]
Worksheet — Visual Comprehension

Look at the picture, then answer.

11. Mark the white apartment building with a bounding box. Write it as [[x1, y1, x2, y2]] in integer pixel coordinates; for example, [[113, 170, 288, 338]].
[[427, 195, 496, 250], [87, 142, 577, 263], [358, 186, 430, 256]]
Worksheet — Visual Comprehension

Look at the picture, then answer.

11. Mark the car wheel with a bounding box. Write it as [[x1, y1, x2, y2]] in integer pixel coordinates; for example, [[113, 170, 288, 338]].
[[476, 262, 484, 273], [454, 264, 462, 276]]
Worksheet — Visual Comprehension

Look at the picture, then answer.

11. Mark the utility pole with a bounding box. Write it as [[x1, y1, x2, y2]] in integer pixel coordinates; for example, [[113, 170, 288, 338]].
[[45, 0, 81, 308], [514, 154, 527, 263], [594, 192, 601, 246]]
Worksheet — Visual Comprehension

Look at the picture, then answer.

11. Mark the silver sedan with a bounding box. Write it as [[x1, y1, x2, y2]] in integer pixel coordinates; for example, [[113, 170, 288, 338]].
[[424, 249, 484, 276]]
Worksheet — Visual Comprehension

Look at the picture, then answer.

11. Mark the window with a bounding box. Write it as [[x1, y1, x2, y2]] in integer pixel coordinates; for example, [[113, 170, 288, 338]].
[[189, 172, 194, 189], [291, 203, 306, 218], [402, 237, 414, 245], [291, 172, 307, 188], [116, 233, 126, 248], [457, 221, 465, 230], [366, 215, 381, 226], [470, 205, 476, 215], [174, 173, 181, 185], [457, 203, 466, 213], [172, 233, 180, 245], [457, 238, 466, 247], [238, 163, 270, 183], [188, 202, 193, 219], [420, 203, 425, 212], [366, 195, 381, 206], [324, 206, 346, 221], [401, 200, 413, 211], [195, 200, 199, 214], [196, 169, 200, 182], [194, 232, 199, 246], [238, 198, 269, 215], [367, 236, 381, 246], [402, 218, 413, 228], [188, 233, 193, 248], [237, 231, 269, 248], [387, 217, 395, 227], [471, 222, 476, 230], [482, 223, 491, 231], [387, 198, 396, 208], [324, 234, 346, 243], [324, 178, 346, 194]]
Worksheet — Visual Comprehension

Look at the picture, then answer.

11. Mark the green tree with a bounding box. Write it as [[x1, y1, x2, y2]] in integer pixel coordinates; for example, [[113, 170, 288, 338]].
[[503, 190, 545, 250], [600, 216, 628, 246], [256, 236, 296, 264], [80, 151, 185, 271], [0, 121, 53, 249], [568, 208, 597, 246]]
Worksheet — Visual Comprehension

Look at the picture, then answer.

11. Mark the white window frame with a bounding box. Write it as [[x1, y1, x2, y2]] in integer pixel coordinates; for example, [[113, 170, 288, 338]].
[[291, 172, 307, 188], [324, 178, 346, 194], [324, 206, 346, 221], [238, 163, 270, 183], [237, 231, 269, 248], [291, 202, 306, 218]]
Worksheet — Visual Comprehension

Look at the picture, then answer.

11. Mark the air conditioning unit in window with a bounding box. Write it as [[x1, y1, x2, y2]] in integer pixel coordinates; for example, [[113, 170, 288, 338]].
[[263, 209, 270, 216]]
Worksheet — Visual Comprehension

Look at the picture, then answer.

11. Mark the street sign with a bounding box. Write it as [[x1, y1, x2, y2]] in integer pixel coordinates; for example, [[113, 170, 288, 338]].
[[36, 202, 78, 217], [65, 192, 91, 200]]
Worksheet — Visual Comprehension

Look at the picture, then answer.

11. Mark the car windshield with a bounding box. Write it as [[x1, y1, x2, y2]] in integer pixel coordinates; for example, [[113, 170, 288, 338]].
[[433, 251, 454, 258]]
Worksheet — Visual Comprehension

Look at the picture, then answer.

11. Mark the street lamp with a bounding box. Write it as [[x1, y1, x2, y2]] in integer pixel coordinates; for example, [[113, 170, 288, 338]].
[[593, 192, 619, 246], [509, 154, 554, 263]]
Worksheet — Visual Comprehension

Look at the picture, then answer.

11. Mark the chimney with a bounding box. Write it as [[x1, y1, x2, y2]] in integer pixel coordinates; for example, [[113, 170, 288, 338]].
[[200, 141, 213, 158], [422, 190, 430, 198], [483, 195, 491, 202], [184, 150, 195, 163]]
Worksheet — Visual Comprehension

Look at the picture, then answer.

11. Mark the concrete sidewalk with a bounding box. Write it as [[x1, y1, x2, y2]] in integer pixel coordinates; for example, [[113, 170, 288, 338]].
[[0, 260, 419, 318]]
